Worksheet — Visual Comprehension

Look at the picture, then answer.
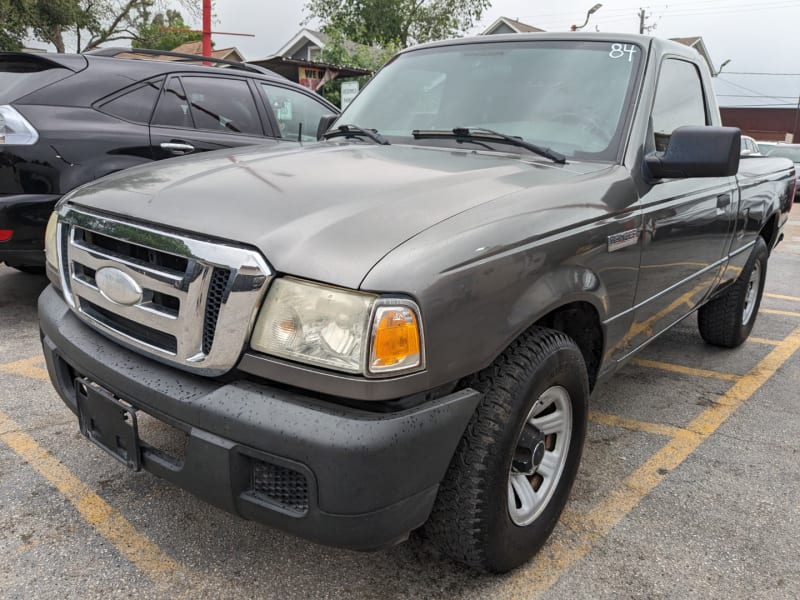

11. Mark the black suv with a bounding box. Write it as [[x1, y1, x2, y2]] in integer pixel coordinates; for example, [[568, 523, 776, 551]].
[[0, 49, 338, 271]]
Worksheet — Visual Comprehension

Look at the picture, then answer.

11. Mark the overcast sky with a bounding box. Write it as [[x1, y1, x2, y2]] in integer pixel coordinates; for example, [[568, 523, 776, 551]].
[[204, 0, 800, 108]]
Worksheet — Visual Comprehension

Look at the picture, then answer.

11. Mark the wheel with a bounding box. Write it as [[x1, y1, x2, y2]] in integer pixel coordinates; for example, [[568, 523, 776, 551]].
[[425, 327, 589, 573], [698, 236, 768, 348]]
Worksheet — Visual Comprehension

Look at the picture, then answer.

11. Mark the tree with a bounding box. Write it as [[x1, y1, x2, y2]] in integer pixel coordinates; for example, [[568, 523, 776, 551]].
[[0, 0, 80, 52], [304, 0, 491, 47], [131, 7, 201, 50], [1, 0, 203, 53], [316, 26, 397, 107]]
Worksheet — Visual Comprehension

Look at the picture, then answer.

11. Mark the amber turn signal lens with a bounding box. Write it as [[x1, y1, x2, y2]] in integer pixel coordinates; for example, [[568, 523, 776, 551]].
[[369, 305, 422, 373]]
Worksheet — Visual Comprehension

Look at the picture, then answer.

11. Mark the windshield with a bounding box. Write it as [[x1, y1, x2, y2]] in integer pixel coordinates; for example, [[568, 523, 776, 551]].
[[339, 40, 643, 161], [763, 145, 800, 163]]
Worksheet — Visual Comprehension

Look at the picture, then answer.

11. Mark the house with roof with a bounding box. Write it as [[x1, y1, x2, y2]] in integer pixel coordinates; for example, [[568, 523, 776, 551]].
[[481, 17, 545, 35], [170, 41, 245, 62], [249, 28, 372, 93]]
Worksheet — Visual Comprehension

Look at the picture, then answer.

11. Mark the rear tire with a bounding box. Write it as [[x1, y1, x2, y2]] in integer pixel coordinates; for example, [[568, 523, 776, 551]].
[[425, 326, 589, 573], [698, 237, 768, 348]]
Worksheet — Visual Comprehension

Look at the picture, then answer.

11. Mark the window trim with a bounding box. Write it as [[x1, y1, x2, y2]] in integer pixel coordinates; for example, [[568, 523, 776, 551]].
[[152, 73, 267, 137], [648, 56, 710, 140], [94, 75, 166, 125], [259, 81, 337, 141]]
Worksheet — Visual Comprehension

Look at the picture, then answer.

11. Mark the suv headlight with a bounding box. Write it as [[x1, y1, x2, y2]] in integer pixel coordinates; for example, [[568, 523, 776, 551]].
[[250, 277, 423, 376]]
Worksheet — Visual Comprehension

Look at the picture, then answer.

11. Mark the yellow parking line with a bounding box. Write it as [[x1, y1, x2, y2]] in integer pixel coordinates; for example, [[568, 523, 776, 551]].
[[0, 409, 184, 584], [761, 308, 800, 318], [748, 337, 780, 346], [589, 411, 685, 438], [0, 356, 49, 380], [765, 292, 800, 303], [632, 358, 739, 382], [515, 326, 800, 597]]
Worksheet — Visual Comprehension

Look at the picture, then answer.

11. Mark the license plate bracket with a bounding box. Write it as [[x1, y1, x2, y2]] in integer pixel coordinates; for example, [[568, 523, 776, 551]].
[[75, 378, 141, 471]]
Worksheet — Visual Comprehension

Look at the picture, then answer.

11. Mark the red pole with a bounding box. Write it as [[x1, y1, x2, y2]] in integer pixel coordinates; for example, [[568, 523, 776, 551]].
[[202, 0, 212, 57]]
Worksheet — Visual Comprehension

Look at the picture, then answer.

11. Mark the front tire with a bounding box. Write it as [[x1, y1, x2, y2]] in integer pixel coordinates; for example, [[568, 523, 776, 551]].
[[698, 236, 768, 348], [426, 327, 589, 573]]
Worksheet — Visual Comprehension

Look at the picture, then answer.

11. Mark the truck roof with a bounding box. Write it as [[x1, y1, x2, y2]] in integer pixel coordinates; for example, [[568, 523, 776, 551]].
[[403, 32, 701, 64]]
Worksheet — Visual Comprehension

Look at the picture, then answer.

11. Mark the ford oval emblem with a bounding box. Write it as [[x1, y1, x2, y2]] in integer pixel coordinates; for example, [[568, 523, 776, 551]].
[[95, 267, 143, 306]]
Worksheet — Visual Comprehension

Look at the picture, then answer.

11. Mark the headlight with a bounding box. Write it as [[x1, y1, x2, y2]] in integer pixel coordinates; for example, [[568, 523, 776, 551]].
[[250, 277, 423, 376], [44, 211, 59, 270]]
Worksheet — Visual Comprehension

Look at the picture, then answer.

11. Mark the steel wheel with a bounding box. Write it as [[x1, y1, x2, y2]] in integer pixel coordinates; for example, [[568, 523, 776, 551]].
[[742, 260, 761, 325], [508, 385, 572, 526]]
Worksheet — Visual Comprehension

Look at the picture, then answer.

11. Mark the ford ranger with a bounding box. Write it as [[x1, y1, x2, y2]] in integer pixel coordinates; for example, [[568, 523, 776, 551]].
[[38, 33, 794, 572]]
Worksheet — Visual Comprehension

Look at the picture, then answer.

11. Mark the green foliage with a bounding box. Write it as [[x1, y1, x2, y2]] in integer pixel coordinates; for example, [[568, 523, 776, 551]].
[[0, 0, 29, 51], [0, 0, 203, 53], [304, 0, 491, 47], [132, 8, 201, 50], [316, 26, 397, 108]]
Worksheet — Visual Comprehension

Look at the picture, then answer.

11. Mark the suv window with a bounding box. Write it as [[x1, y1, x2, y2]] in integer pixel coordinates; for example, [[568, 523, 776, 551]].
[[182, 76, 263, 136], [263, 84, 330, 141], [100, 77, 164, 123], [152, 77, 193, 128], [651, 59, 707, 151]]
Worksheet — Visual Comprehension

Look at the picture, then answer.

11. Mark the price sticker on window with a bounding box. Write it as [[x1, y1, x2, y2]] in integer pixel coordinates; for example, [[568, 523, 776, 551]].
[[609, 43, 638, 62]]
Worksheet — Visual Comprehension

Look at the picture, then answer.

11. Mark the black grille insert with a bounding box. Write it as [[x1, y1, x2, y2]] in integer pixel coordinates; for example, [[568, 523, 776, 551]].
[[81, 300, 178, 354], [249, 460, 309, 514], [202, 268, 229, 354], [76, 228, 189, 273]]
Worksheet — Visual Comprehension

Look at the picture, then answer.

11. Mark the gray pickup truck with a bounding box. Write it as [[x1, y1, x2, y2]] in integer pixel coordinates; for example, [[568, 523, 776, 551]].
[[39, 33, 794, 573]]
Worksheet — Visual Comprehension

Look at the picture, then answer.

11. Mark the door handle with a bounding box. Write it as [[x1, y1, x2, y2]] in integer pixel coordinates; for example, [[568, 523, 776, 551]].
[[717, 194, 731, 209], [160, 142, 195, 155]]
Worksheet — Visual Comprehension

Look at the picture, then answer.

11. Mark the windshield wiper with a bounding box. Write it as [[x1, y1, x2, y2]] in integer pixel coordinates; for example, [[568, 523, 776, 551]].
[[323, 124, 390, 145], [412, 127, 566, 164]]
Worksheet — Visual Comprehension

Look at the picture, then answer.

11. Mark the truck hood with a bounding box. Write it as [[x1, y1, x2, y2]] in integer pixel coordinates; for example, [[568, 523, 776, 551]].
[[67, 142, 609, 288]]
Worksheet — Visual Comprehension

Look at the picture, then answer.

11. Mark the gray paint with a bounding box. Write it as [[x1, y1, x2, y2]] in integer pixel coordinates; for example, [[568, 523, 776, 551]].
[[60, 33, 794, 401]]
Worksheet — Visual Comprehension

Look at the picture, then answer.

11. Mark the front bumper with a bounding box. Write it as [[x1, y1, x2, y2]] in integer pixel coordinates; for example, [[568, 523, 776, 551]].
[[0, 193, 60, 266], [39, 285, 480, 550]]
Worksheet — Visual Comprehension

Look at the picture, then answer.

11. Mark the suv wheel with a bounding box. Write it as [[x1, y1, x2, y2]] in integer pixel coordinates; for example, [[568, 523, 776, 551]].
[[425, 326, 589, 573]]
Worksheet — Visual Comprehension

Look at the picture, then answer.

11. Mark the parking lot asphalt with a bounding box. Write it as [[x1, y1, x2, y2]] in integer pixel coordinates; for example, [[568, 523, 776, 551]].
[[1, 213, 799, 599]]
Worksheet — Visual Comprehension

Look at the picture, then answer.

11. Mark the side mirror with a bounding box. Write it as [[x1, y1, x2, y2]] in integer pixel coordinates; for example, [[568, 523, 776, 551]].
[[317, 114, 339, 140], [645, 126, 741, 179]]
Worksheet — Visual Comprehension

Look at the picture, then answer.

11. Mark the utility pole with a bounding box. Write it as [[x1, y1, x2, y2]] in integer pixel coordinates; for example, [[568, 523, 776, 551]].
[[202, 0, 212, 58], [638, 8, 656, 34]]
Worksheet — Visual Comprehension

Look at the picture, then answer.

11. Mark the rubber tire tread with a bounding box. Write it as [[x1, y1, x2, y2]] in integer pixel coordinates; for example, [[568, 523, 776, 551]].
[[425, 326, 588, 573], [697, 236, 768, 348]]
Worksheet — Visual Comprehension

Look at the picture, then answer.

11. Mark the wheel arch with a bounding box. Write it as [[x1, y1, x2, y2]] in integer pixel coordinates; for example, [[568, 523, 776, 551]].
[[759, 210, 780, 253]]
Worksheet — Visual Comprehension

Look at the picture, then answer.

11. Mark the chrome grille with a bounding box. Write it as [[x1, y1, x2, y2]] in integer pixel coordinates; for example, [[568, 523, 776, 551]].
[[57, 206, 271, 376]]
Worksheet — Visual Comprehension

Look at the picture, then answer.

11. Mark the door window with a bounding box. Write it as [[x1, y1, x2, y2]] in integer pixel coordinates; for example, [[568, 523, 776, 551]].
[[152, 77, 194, 129], [651, 59, 707, 151], [99, 77, 164, 123], [181, 76, 263, 136], [263, 84, 331, 141]]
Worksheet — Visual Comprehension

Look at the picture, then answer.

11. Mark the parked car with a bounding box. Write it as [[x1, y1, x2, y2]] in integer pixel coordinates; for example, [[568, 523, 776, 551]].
[[758, 142, 800, 195], [0, 48, 337, 272], [740, 134, 761, 156], [39, 33, 794, 573]]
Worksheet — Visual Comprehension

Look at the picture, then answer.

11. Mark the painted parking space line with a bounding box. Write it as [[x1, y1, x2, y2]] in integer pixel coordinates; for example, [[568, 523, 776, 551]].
[[513, 326, 800, 598], [589, 411, 686, 438], [748, 336, 781, 346], [0, 409, 186, 586], [0, 355, 48, 380], [765, 292, 800, 303], [761, 308, 800, 318], [631, 358, 740, 382]]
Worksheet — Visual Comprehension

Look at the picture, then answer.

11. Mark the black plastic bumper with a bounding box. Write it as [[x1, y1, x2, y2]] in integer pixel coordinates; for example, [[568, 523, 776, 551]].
[[0, 193, 60, 266], [38, 285, 480, 550]]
